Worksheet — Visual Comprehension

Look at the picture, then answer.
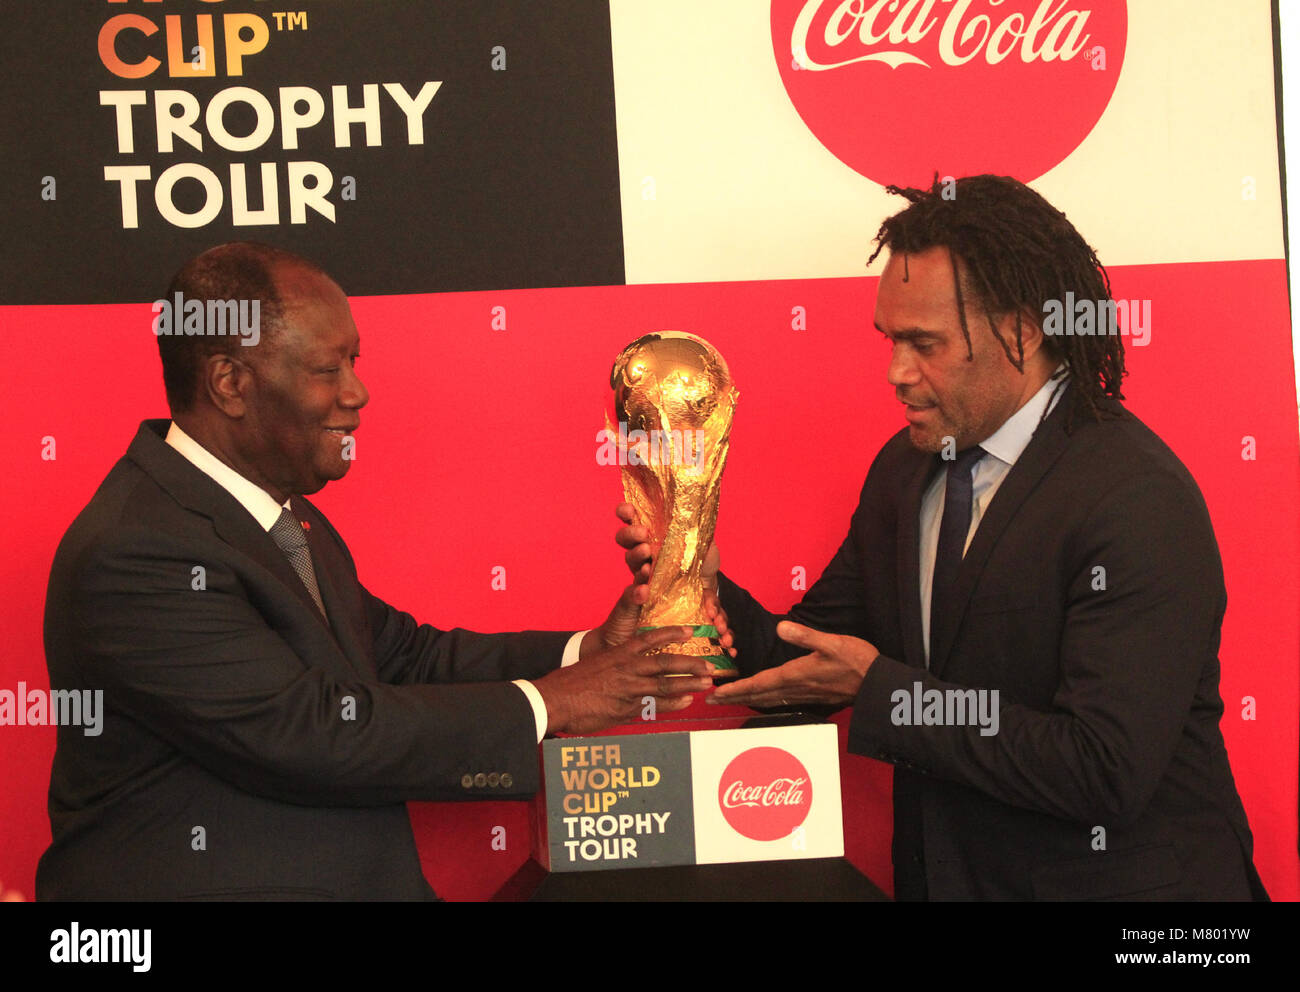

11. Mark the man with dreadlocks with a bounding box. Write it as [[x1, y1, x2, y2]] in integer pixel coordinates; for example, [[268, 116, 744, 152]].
[[619, 174, 1266, 901]]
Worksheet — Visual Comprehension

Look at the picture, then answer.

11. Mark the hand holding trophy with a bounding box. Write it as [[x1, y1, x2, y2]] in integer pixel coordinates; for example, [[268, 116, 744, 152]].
[[608, 331, 738, 678]]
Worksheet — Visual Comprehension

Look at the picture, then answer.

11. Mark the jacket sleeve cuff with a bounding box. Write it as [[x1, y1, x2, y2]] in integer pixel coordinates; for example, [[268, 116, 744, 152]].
[[847, 653, 920, 765]]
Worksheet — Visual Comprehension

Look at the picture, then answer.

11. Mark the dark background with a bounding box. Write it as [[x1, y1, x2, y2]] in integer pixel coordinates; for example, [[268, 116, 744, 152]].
[[0, 0, 625, 303]]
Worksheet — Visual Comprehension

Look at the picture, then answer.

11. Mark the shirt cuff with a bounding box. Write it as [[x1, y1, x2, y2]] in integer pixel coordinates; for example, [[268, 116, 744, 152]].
[[562, 629, 591, 667], [515, 631, 591, 742], [512, 680, 549, 743]]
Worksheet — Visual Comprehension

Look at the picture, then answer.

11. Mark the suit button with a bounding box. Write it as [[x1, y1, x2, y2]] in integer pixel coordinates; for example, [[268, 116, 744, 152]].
[[474, 772, 488, 788], [487, 772, 500, 787], [501, 772, 514, 788], [460, 774, 474, 789]]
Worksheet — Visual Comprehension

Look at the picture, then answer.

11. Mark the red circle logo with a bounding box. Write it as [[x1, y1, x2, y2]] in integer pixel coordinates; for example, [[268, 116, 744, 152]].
[[772, 0, 1127, 186], [718, 747, 814, 841]]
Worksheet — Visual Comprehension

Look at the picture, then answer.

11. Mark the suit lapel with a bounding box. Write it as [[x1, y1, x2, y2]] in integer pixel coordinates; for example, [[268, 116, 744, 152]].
[[928, 386, 1077, 678], [898, 447, 941, 670], [126, 420, 336, 635]]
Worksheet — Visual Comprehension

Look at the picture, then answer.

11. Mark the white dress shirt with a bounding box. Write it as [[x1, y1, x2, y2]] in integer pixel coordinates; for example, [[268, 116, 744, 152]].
[[919, 369, 1068, 664], [164, 421, 581, 740]]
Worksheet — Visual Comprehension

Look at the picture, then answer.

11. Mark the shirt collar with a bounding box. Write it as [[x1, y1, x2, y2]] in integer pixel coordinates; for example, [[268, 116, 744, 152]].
[[976, 365, 1069, 468], [165, 421, 289, 531]]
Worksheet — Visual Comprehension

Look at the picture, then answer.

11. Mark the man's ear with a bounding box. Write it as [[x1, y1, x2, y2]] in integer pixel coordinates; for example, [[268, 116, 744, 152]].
[[991, 306, 1050, 369], [202, 352, 250, 418], [1016, 305, 1048, 362]]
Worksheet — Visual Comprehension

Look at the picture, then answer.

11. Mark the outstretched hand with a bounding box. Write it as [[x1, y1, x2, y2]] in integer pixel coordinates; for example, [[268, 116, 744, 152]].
[[708, 621, 878, 709], [535, 625, 712, 736]]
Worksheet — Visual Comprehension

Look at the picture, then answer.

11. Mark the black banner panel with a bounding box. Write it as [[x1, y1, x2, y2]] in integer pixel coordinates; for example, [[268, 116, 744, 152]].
[[1, 0, 625, 303]]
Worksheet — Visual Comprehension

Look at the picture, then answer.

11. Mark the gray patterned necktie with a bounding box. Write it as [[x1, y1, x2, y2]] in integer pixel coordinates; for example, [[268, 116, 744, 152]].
[[269, 507, 327, 616]]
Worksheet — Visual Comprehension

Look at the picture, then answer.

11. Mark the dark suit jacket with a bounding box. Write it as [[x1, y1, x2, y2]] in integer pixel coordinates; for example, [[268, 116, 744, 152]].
[[37, 419, 570, 901], [720, 387, 1266, 900]]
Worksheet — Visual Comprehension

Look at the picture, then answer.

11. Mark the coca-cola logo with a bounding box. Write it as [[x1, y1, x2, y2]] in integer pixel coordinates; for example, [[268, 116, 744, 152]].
[[772, 0, 1127, 185], [718, 747, 813, 841]]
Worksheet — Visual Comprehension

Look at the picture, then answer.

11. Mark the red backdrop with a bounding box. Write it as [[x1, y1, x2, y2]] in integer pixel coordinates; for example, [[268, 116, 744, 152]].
[[4, 259, 1296, 900]]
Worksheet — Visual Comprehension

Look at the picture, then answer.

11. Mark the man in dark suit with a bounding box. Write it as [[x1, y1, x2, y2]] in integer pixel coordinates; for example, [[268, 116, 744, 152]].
[[38, 242, 713, 901], [620, 175, 1266, 900]]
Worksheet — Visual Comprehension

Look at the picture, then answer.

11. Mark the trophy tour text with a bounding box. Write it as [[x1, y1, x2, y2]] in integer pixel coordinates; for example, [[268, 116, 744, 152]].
[[96, 2, 439, 229], [558, 744, 672, 863]]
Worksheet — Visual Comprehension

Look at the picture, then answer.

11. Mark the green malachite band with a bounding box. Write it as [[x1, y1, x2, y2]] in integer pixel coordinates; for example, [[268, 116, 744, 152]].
[[637, 624, 736, 671]]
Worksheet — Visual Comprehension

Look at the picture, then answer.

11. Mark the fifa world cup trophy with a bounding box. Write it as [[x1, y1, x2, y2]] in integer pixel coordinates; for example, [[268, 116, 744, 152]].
[[609, 331, 738, 676]]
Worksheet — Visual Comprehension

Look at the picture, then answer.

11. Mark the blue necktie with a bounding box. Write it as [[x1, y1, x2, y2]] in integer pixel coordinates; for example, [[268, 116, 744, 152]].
[[930, 446, 986, 653]]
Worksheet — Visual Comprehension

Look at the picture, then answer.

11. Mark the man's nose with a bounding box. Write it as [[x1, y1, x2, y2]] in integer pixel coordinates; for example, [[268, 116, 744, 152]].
[[342, 365, 369, 409], [887, 344, 920, 387]]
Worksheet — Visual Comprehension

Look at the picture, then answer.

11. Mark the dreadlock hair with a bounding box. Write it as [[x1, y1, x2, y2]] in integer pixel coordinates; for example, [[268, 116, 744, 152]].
[[865, 173, 1126, 429]]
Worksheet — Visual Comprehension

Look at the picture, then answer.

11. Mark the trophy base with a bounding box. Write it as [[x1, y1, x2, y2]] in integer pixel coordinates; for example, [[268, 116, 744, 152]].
[[638, 624, 738, 678]]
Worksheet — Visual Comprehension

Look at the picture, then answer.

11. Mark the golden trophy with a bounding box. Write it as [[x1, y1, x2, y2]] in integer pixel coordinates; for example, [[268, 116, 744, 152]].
[[609, 331, 738, 676]]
